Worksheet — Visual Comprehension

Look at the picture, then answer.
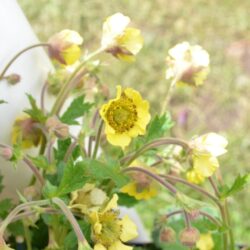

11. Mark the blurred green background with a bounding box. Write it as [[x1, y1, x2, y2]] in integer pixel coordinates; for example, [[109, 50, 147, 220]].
[[18, 0, 250, 243]]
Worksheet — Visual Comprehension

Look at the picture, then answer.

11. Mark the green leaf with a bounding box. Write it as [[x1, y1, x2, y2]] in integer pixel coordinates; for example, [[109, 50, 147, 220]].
[[176, 192, 216, 212], [0, 199, 13, 218], [55, 138, 72, 162], [117, 193, 139, 207], [145, 112, 174, 142], [77, 159, 128, 188], [219, 174, 250, 198], [24, 94, 47, 122], [28, 155, 49, 170], [42, 180, 58, 198], [9, 142, 23, 167], [57, 161, 88, 196], [60, 95, 92, 125]]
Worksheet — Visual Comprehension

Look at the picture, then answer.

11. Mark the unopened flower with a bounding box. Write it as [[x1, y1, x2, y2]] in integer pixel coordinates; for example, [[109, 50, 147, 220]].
[[166, 42, 209, 86], [100, 86, 150, 149], [179, 227, 200, 247], [0, 147, 13, 161], [88, 194, 138, 250], [159, 227, 176, 243], [46, 116, 69, 139], [120, 162, 158, 200], [101, 13, 143, 62], [48, 29, 83, 65], [6, 74, 21, 85], [70, 183, 107, 214], [196, 233, 214, 250], [11, 114, 43, 149]]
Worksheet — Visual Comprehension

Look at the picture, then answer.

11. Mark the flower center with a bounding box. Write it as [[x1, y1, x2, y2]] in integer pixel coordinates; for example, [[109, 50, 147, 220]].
[[106, 92, 137, 133], [94, 211, 122, 247]]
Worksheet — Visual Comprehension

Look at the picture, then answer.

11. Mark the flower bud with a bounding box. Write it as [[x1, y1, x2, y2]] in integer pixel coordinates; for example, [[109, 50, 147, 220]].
[[46, 117, 69, 139], [6, 74, 21, 85], [48, 29, 83, 65], [179, 227, 200, 247], [159, 227, 176, 243], [0, 147, 13, 160]]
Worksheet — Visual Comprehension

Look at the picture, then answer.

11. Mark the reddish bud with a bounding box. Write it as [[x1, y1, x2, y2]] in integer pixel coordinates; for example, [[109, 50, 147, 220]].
[[6, 74, 21, 85], [179, 227, 200, 247], [160, 227, 176, 243], [1, 147, 13, 160]]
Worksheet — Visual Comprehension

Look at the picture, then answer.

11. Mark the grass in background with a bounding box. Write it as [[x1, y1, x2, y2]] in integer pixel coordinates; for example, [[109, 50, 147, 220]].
[[18, 0, 250, 243]]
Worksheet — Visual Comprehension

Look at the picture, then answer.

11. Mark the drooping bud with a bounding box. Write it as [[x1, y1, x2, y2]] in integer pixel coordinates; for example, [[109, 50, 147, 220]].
[[179, 227, 200, 247], [0, 147, 13, 160], [46, 117, 69, 139], [6, 74, 21, 85], [159, 227, 176, 243]]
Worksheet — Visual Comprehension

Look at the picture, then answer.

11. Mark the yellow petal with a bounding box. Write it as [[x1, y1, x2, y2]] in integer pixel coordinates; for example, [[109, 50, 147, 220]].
[[196, 233, 214, 250], [106, 132, 131, 149], [94, 243, 107, 250], [108, 241, 133, 250], [102, 194, 118, 213], [120, 215, 138, 242], [193, 154, 219, 177], [62, 45, 81, 65], [186, 169, 205, 184]]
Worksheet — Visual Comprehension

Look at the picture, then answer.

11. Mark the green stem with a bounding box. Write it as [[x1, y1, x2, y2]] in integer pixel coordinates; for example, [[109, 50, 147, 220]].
[[0, 43, 50, 79], [225, 200, 235, 249], [122, 166, 177, 195], [92, 120, 103, 159], [22, 221, 32, 250], [120, 137, 190, 166], [50, 47, 105, 116], [52, 198, 89, 247]]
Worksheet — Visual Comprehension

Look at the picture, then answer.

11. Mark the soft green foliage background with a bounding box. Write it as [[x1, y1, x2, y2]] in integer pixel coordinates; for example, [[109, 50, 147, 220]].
[[18, 0, 250, 243]]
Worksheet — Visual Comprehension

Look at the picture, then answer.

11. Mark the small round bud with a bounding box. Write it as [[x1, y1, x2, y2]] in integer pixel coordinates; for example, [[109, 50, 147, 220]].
[[160, 227, 176, 243], [0, 147, 13, 160], [46, 117, 69, 139], [179, 227, 200, 247], [6, 74, 21, 85]]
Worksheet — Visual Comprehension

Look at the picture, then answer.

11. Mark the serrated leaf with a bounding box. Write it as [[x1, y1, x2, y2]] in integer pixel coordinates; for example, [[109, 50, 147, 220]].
[[60, 95, 92, 125], [28, 155, 49, 170], [55, 138, 72, 162], [145, 112, 174, 142], [42, 180, 58, 198], [0, 199, 13, 218], [9, 142, 23, 167], [219, 174, 250, 198], [53, 161, 88, 197], [24, 94, 47, 122], [76, 159, 128, 188]]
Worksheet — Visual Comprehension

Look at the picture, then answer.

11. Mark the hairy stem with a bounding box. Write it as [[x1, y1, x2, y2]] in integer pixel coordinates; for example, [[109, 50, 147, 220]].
[[92, 120, 103, 160]]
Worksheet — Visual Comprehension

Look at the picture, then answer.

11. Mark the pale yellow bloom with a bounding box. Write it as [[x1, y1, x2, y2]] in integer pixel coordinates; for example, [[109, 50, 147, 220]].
[[101, 13, 143, 61], [11, 114, 43, 149], [89, 194, 138, 250], [120, 161, 158, 200], [196, 233, 214, 250], [70, 183, 107, 214], [100, 86, 150, 149], [166, 41, 209, 86], [48, 29, 83, 65]]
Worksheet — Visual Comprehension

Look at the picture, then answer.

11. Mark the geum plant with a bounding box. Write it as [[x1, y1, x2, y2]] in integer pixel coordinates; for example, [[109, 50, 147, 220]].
[[0, 12, 249, 250]]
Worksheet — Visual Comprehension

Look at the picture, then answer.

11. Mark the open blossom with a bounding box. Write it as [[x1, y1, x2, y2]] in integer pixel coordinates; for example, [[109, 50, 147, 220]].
[[196, 233, 214, 250], [101, 13, 143, 62], [187, 133, 228, 184], [100, 85, 150, 149], [48, 29, 83, 65], [88, 194, 138, 250], [166, 42, 209, 86], [120, 161, 158, 200]]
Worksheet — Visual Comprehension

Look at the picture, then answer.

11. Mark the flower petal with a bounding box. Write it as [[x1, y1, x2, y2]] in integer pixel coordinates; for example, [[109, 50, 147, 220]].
[[120, 215, 138, 242], [106, 132, 131, 149], [109, 241, 133, 250], [102, 194, 118, 213], [94, 243, 107, 250]]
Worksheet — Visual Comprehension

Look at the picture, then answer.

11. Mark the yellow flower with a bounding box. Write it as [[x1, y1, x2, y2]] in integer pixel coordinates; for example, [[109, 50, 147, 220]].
[[88, 194, 138, 250], [100, 86, 150, 149], [120, 162, 158, 200], [190, 133, 228, 157], [101, 13, 143, 61], [166, 41, 209, 86], [11, 114, 43, 149], [186, 169, 205, 184], [69, 183, 107, 214], [196, 233, 214, 250], [48, 29, 83, 65]]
